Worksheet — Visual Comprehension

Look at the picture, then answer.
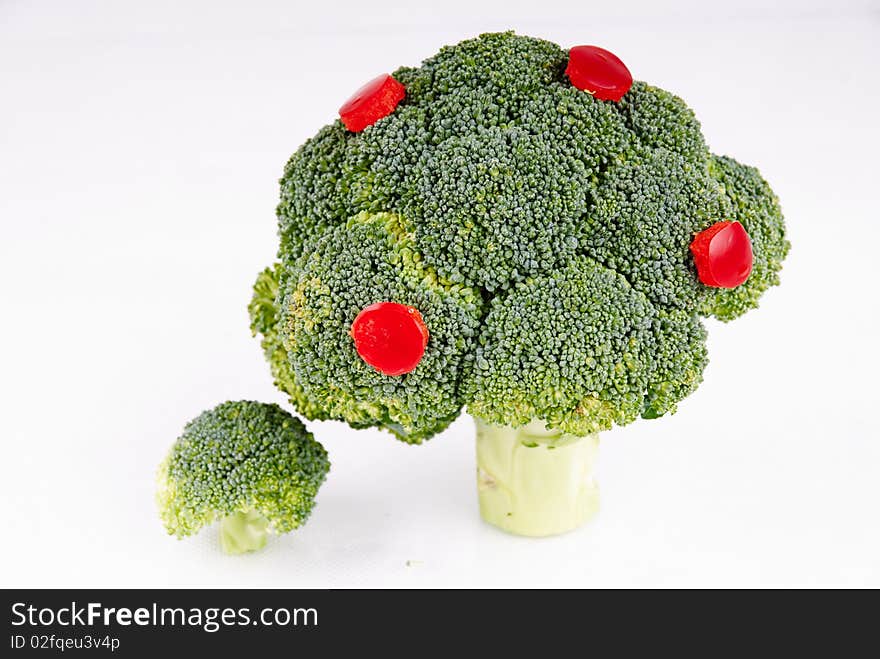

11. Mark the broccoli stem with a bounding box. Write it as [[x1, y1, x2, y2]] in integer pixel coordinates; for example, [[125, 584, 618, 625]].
[[473, 416, 599, 537], [219, 510, 270, 554]]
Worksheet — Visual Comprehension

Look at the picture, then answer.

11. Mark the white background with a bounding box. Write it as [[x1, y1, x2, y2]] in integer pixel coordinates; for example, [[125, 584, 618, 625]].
[[2, 0, 878, 588]]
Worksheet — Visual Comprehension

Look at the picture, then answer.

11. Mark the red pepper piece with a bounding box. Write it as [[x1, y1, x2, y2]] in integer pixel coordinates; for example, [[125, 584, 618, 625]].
[[565, 45, 633, 102], [690, 221, 753, 288], [351, 302, 429, 376], [338, 74, 405, 132]]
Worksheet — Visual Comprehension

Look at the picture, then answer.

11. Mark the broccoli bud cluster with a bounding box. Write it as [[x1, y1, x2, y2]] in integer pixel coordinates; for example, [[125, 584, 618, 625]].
[[157, 401, 329, 545], [279, 212, 483, 442]]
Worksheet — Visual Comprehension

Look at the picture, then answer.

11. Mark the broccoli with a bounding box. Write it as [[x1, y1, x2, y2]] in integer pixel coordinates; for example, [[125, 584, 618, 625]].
[[276, 211, 483, 442], [464, 256, 657, 436], [157, 401, 329, 554], [244, 31, 789, 536]]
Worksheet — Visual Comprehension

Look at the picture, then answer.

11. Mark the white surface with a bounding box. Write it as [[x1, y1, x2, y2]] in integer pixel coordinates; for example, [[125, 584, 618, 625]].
[[1, 0, 879, 588]]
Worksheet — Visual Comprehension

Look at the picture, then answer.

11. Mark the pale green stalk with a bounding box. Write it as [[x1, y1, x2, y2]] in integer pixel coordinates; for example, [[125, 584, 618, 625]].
[[474, 417, 599, 537], [219, 510, 270, 554]]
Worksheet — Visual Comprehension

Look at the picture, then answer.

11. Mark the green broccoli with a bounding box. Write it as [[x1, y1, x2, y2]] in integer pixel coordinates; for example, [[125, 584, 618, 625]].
[[464, 256, 657, 436], [243, 31, 789, 536], [157, 401, 329, 554], [277, 211, 483, 442]]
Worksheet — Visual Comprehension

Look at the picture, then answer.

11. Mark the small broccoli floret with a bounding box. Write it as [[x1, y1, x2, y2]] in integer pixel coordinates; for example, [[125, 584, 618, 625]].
[[277, 123, 353, 261], [249, 266, 328, 420], [280, 211, 483, 442], [157, 401, 329, 554], [643, 309, 709, 419], [702, 154, 791, 321], [464, 256, 656, 435], [400, 31, 566, 107], [519, 84, 634, 179], [404, 126, 589, 290], [424, 90, 514, 141], [618, 81, 708, 162], [581, 148, 732, 310]]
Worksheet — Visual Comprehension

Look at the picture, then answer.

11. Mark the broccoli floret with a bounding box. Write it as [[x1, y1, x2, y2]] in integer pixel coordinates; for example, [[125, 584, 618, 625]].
[[642, 309, 709, 419], [157, 401, 329, 554], [249, 266, 328, 420], [702, 154, 791, 321], [519, 84, 634, 178], [464, 256, 656, 435], [404, 126, 589, 290], [618, 81, 708, 162], [395, 31, 567, 106], [279, 211, 483, 442], [464, 260, 711, 432], [277, 123, 352, 261], [581, 148, 732, 310]]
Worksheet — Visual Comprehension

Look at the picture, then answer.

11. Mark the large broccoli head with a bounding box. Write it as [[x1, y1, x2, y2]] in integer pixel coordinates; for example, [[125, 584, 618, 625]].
[[252, 32, 789, 443]]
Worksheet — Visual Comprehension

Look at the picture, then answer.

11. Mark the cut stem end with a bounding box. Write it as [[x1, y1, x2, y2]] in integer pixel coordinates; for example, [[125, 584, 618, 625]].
[[219, 510, 270, 555]]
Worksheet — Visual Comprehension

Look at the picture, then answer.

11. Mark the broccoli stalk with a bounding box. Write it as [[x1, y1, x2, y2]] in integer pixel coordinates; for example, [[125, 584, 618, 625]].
[[475, 417, 599, 536], [218, 511, 271, 555]]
